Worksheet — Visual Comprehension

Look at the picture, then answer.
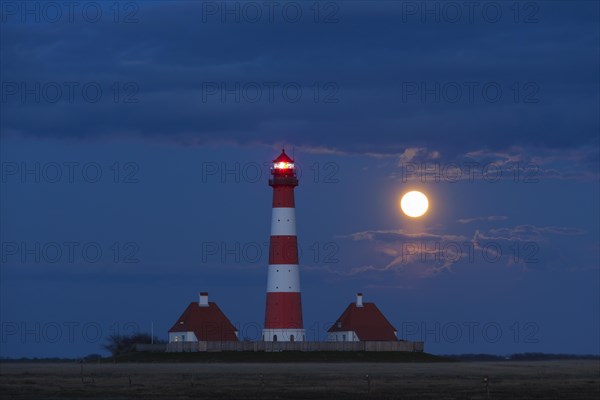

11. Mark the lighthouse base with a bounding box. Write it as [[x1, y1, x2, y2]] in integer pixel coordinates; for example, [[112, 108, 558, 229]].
[[262, 328, 305, 342]]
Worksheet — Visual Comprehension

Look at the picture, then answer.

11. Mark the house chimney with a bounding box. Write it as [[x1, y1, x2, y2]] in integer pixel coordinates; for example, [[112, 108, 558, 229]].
[[199, 292, 209, 307], [356, 293, 363, 307]]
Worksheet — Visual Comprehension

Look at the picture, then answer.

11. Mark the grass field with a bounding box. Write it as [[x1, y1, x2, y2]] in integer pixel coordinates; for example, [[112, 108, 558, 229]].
[[1, 359, 598, 399]]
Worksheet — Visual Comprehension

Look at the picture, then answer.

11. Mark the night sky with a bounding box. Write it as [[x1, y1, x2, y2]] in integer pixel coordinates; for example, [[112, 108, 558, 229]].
[[1, 1, 599, 358]]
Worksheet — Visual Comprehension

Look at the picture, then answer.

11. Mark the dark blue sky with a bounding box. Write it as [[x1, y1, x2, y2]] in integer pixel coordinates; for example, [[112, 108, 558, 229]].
[[1, 1, 599, 357]]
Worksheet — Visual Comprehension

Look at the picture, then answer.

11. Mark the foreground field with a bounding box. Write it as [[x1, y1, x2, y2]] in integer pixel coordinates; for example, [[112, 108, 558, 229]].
[[1, 360, 598, 399]]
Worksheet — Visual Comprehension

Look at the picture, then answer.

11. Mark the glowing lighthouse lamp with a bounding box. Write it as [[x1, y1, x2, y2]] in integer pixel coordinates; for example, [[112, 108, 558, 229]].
[[274, 160, 294, 170], [263, 149, 305, 342]]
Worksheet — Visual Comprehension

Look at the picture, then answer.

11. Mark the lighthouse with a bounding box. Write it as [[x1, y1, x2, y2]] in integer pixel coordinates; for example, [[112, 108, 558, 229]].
[[263, 149, 305, 342]]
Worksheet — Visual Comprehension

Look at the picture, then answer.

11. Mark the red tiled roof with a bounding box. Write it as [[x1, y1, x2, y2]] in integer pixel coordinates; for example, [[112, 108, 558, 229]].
[[328, 303, 397, 341], [169, 302, 238, 341]]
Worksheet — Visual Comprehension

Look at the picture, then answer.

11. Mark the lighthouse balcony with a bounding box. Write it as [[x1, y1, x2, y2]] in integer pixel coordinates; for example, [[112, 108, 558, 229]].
[[269, 176, 298, 186]]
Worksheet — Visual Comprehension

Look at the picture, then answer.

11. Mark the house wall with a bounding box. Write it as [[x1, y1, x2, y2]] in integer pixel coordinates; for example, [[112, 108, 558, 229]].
[[327, 331, 359, 342], [168, 331, 198, 343], [262, 328, 306, 342]]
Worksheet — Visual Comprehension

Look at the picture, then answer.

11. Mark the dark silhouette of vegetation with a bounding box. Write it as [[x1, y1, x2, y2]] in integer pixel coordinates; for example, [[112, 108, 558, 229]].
[[83, 353, 103, 362], [111, 351, 451, 363], [445, 353, 599, 361], [509, 352, 599, 361], [102, 333, 166, 357]]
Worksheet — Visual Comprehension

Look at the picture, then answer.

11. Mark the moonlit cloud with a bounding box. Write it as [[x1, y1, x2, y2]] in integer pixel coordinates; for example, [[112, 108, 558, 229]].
[[335, 224, 590, 278], [457, 216, 509, 224]]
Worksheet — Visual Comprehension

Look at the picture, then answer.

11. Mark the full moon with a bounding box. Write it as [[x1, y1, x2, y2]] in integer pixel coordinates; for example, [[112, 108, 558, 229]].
[[400, 191, 429, 218]]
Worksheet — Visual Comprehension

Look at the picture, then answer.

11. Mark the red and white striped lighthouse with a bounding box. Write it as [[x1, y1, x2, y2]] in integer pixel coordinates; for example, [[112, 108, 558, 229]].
[[263, 149, 305, 342]]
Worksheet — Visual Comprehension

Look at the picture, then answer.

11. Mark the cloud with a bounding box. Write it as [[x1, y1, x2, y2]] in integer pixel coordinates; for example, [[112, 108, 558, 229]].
[[342, 229, 466, 243], [467, 225, 588, 270], [334, 223, 589, 278], [338, 229, 470, 277], [2, 1, 598, 179], [457, 216, 508, 224], [391, 145, 600, 182], [477, 225, 586, 242]]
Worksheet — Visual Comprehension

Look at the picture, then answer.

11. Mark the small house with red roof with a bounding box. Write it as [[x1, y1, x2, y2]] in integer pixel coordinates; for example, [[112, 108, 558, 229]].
[[168, 292, 239, 342], [327, 293, 397, 342]]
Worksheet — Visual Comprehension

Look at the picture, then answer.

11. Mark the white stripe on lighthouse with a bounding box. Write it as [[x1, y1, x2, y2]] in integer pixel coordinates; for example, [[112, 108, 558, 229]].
[[267, 264, 301, 292], [270, 207, 296, 236]]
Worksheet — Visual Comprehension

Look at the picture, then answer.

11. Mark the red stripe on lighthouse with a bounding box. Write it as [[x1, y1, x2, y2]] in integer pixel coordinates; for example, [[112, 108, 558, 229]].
[[264, 292, 303, 328], [269, 236, 299, 265], [272, 186, 295, 207]]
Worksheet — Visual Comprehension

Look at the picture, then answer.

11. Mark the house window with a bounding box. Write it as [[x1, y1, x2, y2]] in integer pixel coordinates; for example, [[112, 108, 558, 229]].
[[290, 335, 295, 342], [181, 334, 185, 341], [342, 334, 346, 341], [273, 335, 278, 342]]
